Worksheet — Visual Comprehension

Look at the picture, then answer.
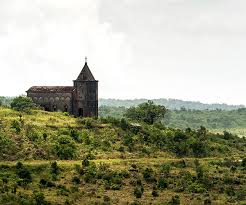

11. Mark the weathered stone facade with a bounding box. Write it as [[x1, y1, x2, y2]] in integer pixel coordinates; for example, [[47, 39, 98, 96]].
[[26, 61, 98, 117]]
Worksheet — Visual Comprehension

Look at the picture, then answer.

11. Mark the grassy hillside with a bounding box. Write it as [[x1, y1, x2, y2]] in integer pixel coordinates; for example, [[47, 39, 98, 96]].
[[1, 106, 246, 204]]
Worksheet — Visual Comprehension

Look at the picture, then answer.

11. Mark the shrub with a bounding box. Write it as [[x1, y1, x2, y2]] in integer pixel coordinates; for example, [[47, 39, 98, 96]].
[[11, 120, 21, 134], [169, 195, 180, 205], [51, 162, 59, 175], [83, 163, 97, 183], [72, 176, 80, 185], [158, 177, 168, 190], [33, 192, 48, 205], [103, 195, 111, 203], [78, 118, 96, 129], [15, 162, 32, 182], [43, 133, 48, 141], [11, 96, 35, 112], [53, 135, 77, 160], [0, 133, 16, 160], [204, 199, 212, 205], [39, 179, 56, 188], [82, 157, 90, 167], [188, 182, 206, 193], [70, 129, 81, 143], [160, 164, 171, 177], [134, 186, 143, 198], [143, 168, 155, 182], [152, 186, 159, 197]]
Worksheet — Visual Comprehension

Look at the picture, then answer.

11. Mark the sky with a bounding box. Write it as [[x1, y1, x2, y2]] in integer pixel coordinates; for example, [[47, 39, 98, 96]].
[[0, 0, 245, 105]]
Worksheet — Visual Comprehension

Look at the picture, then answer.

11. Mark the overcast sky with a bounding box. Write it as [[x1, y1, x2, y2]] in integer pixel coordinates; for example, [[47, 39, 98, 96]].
[[0, 0, 245, 105]]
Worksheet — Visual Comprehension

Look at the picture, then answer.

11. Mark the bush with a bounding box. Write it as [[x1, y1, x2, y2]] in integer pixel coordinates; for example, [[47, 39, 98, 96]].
[[15, 162, 32, 183], [204, 199, 212, 205], [70, 129, 81, 143], [158, 177, 168, 189], [39, 179, 56, 188], [11, 120, 21, 134], [53, 135, 77, 160], [152, 186, 159, 197], [51, 162, 59, 175], [143, 168, 155, 182], [160, 164, 171, 177], [169, 195, 180, 205], [0, 133, 16, 160], [134, 186, 143, 198], [11, 96, 35, 112], [33, 192, 48, 205], [72, 176, 80, 184]]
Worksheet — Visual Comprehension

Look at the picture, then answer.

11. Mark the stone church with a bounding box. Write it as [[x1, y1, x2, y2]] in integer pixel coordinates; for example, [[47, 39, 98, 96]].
[[26, 59, 98, 117]]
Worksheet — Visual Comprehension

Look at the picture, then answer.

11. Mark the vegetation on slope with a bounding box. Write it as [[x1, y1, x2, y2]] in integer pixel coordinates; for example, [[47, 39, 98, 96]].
[[1, 158, 246, 204], [0, 105, 246, 161], [1, 99, 246, 204]]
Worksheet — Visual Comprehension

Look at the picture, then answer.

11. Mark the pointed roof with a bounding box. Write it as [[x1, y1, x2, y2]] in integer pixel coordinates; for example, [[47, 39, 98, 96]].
[[76, 60, 96, 81]]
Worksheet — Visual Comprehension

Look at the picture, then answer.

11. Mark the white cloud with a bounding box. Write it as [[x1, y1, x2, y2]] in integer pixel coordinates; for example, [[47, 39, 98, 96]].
[[0, 0, 132, 97], [0, 0, 245, 105]]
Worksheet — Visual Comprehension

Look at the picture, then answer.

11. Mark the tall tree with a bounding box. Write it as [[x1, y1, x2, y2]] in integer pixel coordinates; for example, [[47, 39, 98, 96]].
[[125, 100, 167, 124]]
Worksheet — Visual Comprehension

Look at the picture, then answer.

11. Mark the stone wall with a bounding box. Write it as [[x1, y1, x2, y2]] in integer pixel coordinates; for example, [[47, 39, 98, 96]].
[[27, 92, 73, 113]]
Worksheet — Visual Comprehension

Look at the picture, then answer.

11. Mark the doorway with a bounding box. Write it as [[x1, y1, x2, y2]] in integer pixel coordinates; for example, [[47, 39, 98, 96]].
[[78, 108, 83, 117]]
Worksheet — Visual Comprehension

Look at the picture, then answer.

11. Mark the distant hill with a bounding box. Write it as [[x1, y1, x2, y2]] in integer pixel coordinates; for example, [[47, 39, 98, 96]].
[[0, 96, 14, 106], [99, 98, 245, 110], [2, 96, 245, 110]]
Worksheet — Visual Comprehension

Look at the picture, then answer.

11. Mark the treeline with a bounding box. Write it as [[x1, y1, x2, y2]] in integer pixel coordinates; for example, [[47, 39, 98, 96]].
[[1, 96, 245, 110], [99, 98, 245, 110], [99, 106, 246, 131], [0, 96, 14, 106]]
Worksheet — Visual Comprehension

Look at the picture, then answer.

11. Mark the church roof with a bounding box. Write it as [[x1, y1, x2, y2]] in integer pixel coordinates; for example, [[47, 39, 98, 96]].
[[27, 86, 74, 93], [76, 62, 96, 81]]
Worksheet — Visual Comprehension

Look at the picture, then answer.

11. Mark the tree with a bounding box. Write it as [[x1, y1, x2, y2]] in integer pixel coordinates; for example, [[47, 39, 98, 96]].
[[11, 96, 35, 111], [0, 99, 2, 106], [125, 100, 167, 124]]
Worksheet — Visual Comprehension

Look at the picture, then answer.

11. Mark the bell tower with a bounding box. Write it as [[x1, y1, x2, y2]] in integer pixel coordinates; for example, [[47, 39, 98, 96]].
[[73, 58, 98, 117]]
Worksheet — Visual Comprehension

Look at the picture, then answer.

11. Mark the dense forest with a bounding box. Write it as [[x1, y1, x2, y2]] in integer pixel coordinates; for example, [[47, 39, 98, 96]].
[[99, 106, 246, 136], [0, 98, 246, 204]]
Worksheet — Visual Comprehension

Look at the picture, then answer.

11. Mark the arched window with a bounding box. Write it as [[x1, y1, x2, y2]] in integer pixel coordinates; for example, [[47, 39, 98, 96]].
[[53, 105, 57, 112], [64, 105, 68, 112]]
